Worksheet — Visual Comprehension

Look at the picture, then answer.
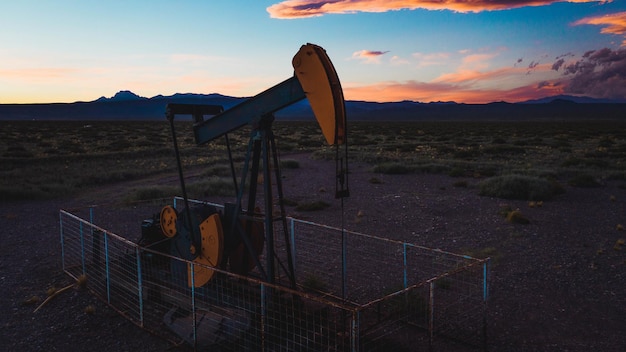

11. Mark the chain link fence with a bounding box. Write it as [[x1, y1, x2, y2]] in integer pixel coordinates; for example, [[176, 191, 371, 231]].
[[60, 198, 489, 351]]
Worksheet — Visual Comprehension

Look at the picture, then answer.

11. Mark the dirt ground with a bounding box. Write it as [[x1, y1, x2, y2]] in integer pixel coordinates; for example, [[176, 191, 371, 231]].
[[2, 153, 626, 351]]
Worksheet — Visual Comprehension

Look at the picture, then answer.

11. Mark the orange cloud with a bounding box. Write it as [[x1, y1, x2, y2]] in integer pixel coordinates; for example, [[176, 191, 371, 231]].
[[344, 79, 565, 103], [412, 52, 450, 67], [343, 61, 564, 104], [433, 63, 543, 85], [573, 11, 626, 46], [267, 0, 609, 18]]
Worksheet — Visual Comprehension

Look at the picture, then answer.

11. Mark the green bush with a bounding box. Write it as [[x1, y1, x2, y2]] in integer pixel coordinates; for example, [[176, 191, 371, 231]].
[[280, 159, 300, 169], [568, 173, 600, 187], [448, 167, 466, 177], [369, 177, 383, 184], [188, 177, 236, 197], [124, 186, 178, 203], [295, 200, 330, 211], [479, 174, 555, 200], [453, 180, 468, 188], [373, 162, 412, 174], [0, 186, 49, 201]]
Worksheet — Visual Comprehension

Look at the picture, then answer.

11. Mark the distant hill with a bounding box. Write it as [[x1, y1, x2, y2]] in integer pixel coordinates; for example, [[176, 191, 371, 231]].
[[1, 91, 624, 121], [519, 94, 626, 104]]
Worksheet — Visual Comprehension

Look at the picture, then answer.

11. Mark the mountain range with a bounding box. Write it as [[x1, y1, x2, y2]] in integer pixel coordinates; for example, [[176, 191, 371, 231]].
[[1, 90, 624, 121]]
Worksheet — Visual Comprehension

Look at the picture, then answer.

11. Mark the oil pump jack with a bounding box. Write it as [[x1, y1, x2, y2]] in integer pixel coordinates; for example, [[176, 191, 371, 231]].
[[151, 44, 349, 291]]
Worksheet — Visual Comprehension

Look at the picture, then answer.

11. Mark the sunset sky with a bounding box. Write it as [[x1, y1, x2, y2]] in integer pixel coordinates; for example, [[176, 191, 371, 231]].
[[1, 0, 625, 104]]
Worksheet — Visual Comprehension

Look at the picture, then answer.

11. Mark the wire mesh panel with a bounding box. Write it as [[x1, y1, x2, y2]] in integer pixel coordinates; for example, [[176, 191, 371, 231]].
[[59, 199, 489, 351], [61, 211, 145, 324]]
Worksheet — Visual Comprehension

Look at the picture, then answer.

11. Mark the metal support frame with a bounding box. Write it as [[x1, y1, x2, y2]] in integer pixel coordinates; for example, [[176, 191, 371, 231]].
[[166, 102, 297, 288], [231, 113, 296, 287]]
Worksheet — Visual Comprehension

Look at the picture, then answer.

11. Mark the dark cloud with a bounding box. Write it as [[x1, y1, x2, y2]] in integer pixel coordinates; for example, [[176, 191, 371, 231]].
[[537, 80, 562, 89], [558, 47, 626, 99], [555, 52, 574, 60], [552, 58, 565, 71], [293, 0, 340, 11]]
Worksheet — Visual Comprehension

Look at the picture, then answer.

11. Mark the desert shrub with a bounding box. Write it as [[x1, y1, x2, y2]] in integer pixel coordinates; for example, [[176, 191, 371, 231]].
[[568, 173, 600, 187], [310, 148, 335, 160], [296, 200, 330, 211], [202, 164, 233, 177], [0, 186, 49, 201], [414, 163, 451, 174], [302, 274, 327, 292], [188, 177, 235, 197], [448, 167, 466, 177], [453, 180, 468, 188], [125, 186, 178, 203], [498, 204, 513, 217], [280, 159, 300, 169], [549, 139, 572, 149], [482, 145, 526, 155], [369, 177, 383, 184], [281, 198, 298, 206], [561, 157, 609, 168], [453, 148, 479, 159], [297, 137, 323, 148], [513, 139, 529, 146], [373, 162, 412, 174], [479, 174, 554, 200], [436, 145, 455, 154], [476, 167, 498, 177], [398, 143, 418, 152], [606, 171, 626, 181], [3, 144, 34, 158], [598, 137, 615, 148]]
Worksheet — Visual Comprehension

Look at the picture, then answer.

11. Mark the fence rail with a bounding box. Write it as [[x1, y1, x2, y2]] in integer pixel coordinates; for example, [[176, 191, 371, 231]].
[[60, 197, 489, 351]]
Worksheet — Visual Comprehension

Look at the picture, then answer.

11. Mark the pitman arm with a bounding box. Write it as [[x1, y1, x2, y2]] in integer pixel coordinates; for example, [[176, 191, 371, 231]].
[[193, 77, 305, 145]]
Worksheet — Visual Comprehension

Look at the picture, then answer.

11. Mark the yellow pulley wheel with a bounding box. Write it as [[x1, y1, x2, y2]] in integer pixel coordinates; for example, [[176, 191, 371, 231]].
[[188, 213, 224, 287], [160, 205, 178, 238]]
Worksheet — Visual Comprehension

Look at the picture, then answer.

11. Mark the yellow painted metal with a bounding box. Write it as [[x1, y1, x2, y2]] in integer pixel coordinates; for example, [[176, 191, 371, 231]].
[[188, 213, 224, 287], [292, 43, 346, 145], [160, 205, 177, 238]]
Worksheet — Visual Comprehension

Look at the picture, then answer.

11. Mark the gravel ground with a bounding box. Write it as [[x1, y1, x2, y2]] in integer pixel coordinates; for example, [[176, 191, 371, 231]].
[[2, 154, 626, 351]]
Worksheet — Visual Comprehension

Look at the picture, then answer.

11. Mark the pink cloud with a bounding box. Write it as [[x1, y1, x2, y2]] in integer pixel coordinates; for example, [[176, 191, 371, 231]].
[[352, 49, 390, 63], [573, 11, 626, 46], [267, 0, 609, 19]]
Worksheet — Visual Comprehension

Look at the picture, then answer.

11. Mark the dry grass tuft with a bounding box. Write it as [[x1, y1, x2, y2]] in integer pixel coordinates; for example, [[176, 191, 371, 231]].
[[506, 209, 530, 224], [84, 305, 96, 315]]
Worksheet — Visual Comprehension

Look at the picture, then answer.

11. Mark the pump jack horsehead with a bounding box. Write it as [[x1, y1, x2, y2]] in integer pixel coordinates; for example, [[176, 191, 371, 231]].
[[156, 43, 349, 290]]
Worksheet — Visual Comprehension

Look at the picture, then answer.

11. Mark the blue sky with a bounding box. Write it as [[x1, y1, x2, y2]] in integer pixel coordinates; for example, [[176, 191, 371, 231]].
[[1, 0, 625, 104]]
